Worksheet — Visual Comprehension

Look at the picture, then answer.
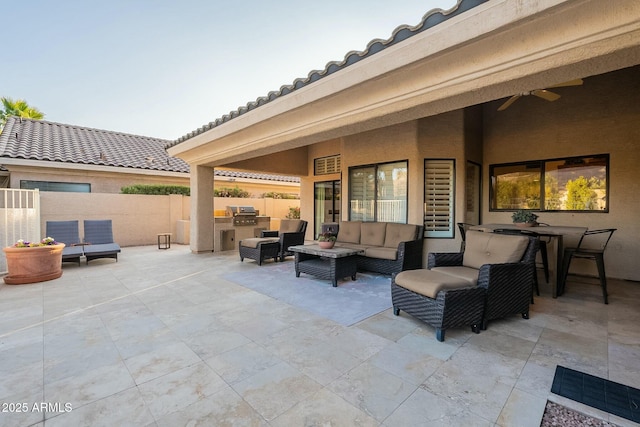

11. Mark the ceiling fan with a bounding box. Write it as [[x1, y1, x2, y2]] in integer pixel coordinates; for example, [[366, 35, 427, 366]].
[[497, 79, 584, 111]]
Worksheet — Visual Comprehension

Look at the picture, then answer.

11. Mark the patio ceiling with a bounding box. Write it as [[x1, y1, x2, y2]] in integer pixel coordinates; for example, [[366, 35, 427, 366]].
[[167, 0, 640, 171]]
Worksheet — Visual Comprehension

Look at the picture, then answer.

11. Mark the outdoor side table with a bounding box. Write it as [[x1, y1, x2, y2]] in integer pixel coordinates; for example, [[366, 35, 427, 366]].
[[157, 233, 172, 250]]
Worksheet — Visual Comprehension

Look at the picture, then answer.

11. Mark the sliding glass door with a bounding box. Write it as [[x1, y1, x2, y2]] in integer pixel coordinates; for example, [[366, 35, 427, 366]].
[[314, 180, 341, 238]]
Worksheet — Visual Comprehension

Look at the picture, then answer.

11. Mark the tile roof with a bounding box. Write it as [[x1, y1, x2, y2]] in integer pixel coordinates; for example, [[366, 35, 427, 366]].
[[0, 117, 300, 183], [169, 0, 487, 148]]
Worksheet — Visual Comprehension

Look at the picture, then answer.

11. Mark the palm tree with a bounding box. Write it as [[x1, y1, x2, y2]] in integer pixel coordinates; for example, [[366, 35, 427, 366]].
[[0, 97, 45, 131]]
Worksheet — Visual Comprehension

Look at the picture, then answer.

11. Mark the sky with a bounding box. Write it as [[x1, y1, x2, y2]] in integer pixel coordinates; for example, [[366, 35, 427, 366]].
[[3, 0, 458, 141]]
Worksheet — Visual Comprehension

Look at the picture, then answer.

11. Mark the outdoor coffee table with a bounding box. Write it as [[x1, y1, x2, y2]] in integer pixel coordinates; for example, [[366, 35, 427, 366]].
[[288, 244, 365, 287]]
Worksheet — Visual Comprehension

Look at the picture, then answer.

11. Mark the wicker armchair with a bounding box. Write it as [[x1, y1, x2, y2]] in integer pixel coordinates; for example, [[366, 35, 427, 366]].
[[239, 219, 307, 264], [392, 231, 538, 341]]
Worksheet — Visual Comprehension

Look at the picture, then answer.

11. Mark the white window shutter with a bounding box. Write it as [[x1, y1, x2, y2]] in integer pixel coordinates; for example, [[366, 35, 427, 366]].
[[424, 159, 454, 238]]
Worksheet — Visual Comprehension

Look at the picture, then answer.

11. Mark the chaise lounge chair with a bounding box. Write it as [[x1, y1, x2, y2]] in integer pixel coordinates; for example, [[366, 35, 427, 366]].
[[82, 219, 121, 264], [45, 220, 84, 266]]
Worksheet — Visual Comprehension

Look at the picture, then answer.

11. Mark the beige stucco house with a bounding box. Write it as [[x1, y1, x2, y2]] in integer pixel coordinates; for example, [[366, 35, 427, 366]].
[[167, 0, 639, 282]]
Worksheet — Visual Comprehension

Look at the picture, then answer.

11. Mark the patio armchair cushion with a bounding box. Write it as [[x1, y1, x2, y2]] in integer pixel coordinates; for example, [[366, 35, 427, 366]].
[[430, 266, 479, 285], [279, 219, 304, 233], [394, 269, 471, 299], [462, 231, 529, 269]]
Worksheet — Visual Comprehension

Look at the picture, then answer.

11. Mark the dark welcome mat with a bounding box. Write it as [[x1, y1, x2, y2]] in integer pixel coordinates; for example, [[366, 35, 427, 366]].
[[551, 365, 640, 423]]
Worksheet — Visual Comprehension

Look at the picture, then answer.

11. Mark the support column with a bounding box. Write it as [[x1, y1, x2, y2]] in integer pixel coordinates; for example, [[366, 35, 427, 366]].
[[190, 165, 214, 253]]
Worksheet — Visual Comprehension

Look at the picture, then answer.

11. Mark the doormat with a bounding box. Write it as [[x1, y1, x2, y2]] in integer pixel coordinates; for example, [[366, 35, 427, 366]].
[[551, 365, 640, 424]]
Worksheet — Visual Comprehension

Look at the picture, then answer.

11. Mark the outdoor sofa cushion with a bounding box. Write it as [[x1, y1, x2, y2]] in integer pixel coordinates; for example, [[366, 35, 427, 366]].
[[462, 231, 529, 269], [364, 246, 397, 260], [360, 222, 387, 246], [337, 221, 362, 244], [384, 223, 418, 248]]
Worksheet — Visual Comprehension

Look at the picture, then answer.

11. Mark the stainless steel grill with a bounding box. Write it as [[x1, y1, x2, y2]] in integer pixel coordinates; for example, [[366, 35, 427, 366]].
[[226, 206, 257, 226]]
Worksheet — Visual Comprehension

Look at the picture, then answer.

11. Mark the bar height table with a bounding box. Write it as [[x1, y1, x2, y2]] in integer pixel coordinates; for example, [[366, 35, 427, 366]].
[[469, 224, 587, 298]]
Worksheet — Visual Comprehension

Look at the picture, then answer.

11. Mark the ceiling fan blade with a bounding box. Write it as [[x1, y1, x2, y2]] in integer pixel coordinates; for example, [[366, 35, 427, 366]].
[[547, 78, 584, 88], [532, 89, 561, 102], [498, 95, 521, 111]]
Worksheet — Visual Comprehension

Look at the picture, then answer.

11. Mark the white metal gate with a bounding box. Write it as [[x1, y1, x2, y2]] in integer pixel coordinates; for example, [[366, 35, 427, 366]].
[[0, 189, 41, 274]]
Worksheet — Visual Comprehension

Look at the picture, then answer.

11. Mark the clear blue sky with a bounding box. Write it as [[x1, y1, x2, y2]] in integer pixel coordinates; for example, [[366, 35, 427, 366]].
[[3, 1, 457, 141]]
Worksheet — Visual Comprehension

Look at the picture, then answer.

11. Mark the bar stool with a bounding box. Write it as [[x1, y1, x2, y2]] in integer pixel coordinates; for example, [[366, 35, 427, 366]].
[[457, 222, 475, 251], [560, 228, 616, 304]]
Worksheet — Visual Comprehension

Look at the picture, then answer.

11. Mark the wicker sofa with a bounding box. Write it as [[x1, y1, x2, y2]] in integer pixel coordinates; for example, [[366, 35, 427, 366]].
[[391, 230, 538, 341], [332, 221, 424, 275]]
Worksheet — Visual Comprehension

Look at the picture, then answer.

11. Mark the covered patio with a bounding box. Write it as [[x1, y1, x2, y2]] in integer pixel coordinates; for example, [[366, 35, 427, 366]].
[[1, 245, 639, 426]]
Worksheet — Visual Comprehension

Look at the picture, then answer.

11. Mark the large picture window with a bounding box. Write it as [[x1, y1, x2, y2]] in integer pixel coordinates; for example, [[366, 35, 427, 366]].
[[349, 161, 407, 223], [20, 180, 91, 193], [490, 154, 608, 212]]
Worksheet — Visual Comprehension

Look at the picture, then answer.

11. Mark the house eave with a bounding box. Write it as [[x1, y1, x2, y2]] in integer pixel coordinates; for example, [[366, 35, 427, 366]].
[[0, 158, 190, 178], [167, 0, 640, 168]]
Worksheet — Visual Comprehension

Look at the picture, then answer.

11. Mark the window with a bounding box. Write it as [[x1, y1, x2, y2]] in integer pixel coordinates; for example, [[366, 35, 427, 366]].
[[20, 181, 91, 193], [490, 154, 608, 212], [349, 161, 407, 223], [424, 159, 455, 238]]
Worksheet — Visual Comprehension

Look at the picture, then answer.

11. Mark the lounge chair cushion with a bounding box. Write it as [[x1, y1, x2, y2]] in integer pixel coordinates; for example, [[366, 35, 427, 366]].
[[384, 223, 418, 248], [463, 231, 529, 269], [83, 243, 121, 256], [337, 221, 362, 244], [240, 237, 279, 249], [394, 269, 472, 299], [360, 222, 387, 246], [62, 245, 84, 257]]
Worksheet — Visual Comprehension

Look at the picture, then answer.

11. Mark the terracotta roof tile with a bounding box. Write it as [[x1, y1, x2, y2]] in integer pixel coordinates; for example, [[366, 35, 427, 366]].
[[0, 117, 299, 183]]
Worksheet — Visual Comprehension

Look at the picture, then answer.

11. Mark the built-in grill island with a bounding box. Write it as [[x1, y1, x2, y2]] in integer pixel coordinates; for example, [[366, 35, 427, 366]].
[[214, 206, 270, 251], [226, 205, 258, 226]]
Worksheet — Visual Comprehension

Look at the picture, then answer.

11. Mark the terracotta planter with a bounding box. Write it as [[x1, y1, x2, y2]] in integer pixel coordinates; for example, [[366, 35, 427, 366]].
[[318, 241, 335, 249], [3, 244, 65, 285], [514, 222, 538, 228]]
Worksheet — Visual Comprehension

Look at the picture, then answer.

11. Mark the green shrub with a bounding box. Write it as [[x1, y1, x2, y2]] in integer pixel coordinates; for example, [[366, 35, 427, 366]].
[[121, 184, 190, 196], [214, 186, 251, 198], [286, 206, 300, 219], [262, 191, 300, 200]]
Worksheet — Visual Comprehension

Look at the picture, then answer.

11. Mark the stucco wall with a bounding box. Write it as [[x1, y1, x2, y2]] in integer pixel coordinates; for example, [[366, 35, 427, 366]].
[[482, 66, 640, 281], [39, 192, 299, 247]]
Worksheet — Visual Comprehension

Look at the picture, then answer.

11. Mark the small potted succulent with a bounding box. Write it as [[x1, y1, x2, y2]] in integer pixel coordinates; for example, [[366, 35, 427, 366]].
[[511, 209, 539, 227], [317, 231, 337, 249], [3, 237, 65, 284]]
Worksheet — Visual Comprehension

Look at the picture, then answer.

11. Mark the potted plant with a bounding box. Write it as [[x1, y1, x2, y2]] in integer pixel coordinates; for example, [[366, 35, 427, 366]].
[[317, 231, 337, 249], [3, 237, 65, 285], [511, 210, 539, 227]]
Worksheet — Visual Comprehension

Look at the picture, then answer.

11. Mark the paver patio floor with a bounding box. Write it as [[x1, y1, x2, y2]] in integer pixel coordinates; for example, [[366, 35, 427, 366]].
[[1, 244, 638, 426]]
